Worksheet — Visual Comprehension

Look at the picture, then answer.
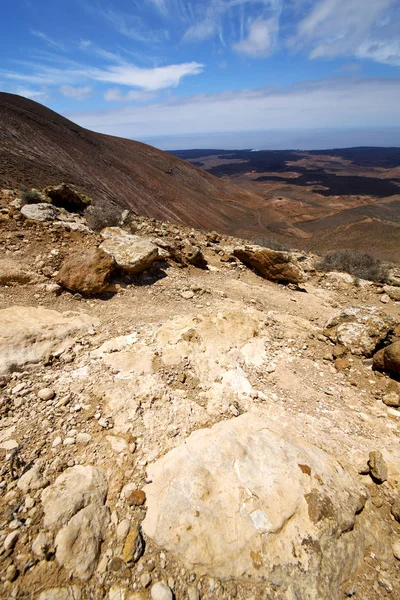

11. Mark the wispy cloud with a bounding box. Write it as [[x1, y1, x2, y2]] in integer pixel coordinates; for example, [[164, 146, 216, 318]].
[[289, 0, 399, 66], [12, 86, 49, 101], [2, 58, 204, 92], [59, 85, 92, 100], [233, 17, 277, 57], [88, 5, 169, 44], [31, 30, 66, 51], [104, 88, 156, 102], [67, 77, 400, 140]]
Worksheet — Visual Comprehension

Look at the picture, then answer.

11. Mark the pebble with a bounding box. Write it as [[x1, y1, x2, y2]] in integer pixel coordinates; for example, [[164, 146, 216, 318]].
[[126, 490, 146, 507], [380, 294, 390, 304], [4, 531, 19, 551], [38, 388, 55, 401], [187, 586, 200, 600], [140, 572, 152, 588], [181, 290, 195, 299], [5, 564, 18, 582], [122, 526, 144, 565], [392, 540, 400, 560], [116, 519, 131, 542], [63, 437, 75, 446], [52, 436, 62, 448], [76, 432, 92, 445], [151, 582, 173, 600], [368, 451, 388, 484]]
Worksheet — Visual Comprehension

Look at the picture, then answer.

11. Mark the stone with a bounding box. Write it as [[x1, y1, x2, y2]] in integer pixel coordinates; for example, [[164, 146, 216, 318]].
[[140, 572, 152, 588], [17, 466, 48, 493], [187, 586, 200, 600], [32, 531, 54, 559], [391, 499, 400, 522], [45, 183, 91, 212], [55, 504, 110, 580], [76, 432, 92, 445], [382, 391, 400, 408], [100, 227, 159, 273], [21, 203, 62, 221], [116, 518, 131, 542], [0, 258, 32, 285], [126, 490, 146, 507], [38, 388, 55, 401], [56, 247, 115, 296], [180, 244, 207, 269], [181, 290, 195, 300], [392, 541, 400, 560], [37, 586, 82, 600], [380, 294, 390, 304], [0, 306, 99, 376], [143, 414, 367, 597], [368, 451, 388, 483], [233, 245, 305, 284], [122, 526, 144, 565], [4, 530, 19, 551], [335, 358, 351, 371], [150, 582, 173, 600], [41, 465, 108, 528], [383, 285, 400, 302], [323, 306, 395, 357], [372, 348, 385, 371], [383, 341, 400, 375]]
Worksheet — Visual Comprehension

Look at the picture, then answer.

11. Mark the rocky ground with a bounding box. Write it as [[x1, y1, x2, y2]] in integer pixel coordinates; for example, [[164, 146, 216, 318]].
[[0, 187, 400, 600]]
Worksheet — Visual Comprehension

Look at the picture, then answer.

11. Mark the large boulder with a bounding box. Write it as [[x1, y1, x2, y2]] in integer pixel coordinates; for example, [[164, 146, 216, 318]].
[[0, 306, 99, 376], [143, 414, 367, 598], [323, 306, 395, 356], [0, 258, 33, 285], [383, 285, 400, 302], [382, 341, 400, 375], [41, 466, 109, 580], [21, 203, 62, 222], [56, 247, 115, 296], [45, 183, 91, 212], [100, 227, 159, 274], [233, 245, 305, 284]]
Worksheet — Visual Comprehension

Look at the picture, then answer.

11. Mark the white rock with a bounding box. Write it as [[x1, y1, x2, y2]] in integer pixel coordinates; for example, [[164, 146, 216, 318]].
[[55, 504, 110, 581], [143, 414, 368, 597], [21, 203, 61, 222], [37, 586, 82, 600], [76, 432, 92, 445], [32, 531, 53, 558], [100, 227, 159, 273], [150, 582, 173, 600], [0, 306, 99, 376], [38, 388, 55, 401], [380, 294, 390, 304], [41, 465, 108, 529], [116, 518, 131, 542], [393, 540, 400, 560], [17, 466, 48, 493], [52, 436, 62, 448], [107, 435, 128, 453], [187, 586, 200, 600], [4, 531, 19, 551]]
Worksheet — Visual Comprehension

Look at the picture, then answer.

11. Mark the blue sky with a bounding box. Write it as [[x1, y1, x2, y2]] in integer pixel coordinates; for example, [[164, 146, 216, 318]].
[[1, 0, 400, 149]]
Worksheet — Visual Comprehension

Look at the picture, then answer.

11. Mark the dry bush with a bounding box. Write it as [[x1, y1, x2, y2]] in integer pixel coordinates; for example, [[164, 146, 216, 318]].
[[253, 237, 291, 252], [318, 250, 389, 282], [20, 188, 43, 206], [85, 202, 123, 232]]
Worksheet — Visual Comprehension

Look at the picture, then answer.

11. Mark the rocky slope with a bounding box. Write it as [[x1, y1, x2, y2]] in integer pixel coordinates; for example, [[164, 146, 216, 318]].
[[0, 93, 264, 237], [1, 187, 400, 600]]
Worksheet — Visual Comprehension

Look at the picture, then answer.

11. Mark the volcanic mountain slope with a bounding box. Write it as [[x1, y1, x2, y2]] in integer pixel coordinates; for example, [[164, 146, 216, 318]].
[[0, 93, 266, 236]]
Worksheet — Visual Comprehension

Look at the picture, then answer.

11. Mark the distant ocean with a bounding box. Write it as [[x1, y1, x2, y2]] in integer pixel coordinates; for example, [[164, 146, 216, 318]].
[[142, 127, 400, 151]]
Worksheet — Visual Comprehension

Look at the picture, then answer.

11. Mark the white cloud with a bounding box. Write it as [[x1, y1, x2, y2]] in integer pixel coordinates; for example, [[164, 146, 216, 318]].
[[91, 62, 204, 91], [3, 60, 204, 92], [67, 78, 400, 140], [233, 18, 276, 57], [59, 85, 92, 100], [31, 30, 66, 51], [13, 86, 49, 101], [290, 0, 399, 66], [104, 88, 156, 102]]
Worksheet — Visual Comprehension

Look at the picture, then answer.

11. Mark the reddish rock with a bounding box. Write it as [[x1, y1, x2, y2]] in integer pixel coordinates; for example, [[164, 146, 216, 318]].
[[56, 247, 115, 296], [384, 341, 400, 375], [334, 358, 351, 371], [233, 246, 305, 284], [372, 348, 385, 371], [126, 490, 146, 507]]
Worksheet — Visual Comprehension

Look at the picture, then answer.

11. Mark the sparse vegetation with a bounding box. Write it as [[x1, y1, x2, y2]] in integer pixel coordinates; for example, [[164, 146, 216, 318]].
[[20, 188, 43, 206], [318, 250, 389, 283], [253, 237, 290, 252], [85, 202, 123, 231]]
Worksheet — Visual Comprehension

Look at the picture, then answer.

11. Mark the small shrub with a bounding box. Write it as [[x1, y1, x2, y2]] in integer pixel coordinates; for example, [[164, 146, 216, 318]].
[[85, 202, 123, 232], [318, 250, 388, 283], [20, 188, 43, 206], [253, 237, 290, 252]]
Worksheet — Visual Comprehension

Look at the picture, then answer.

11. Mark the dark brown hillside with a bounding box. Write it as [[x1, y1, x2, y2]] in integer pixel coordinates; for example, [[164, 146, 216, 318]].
[[0, 93, 265, 236]]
